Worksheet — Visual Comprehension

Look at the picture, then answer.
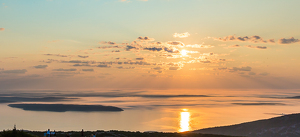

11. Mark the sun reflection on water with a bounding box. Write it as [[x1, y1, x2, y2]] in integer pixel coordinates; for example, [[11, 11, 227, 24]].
[[179, 109, 191, 132]]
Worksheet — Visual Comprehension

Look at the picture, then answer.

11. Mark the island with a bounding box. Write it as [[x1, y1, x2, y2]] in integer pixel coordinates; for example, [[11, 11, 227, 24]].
[[8, 104, 124, 112]]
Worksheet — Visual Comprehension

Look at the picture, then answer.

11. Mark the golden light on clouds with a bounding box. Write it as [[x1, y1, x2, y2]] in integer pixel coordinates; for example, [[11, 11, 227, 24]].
[[173, 32, 190, 38]]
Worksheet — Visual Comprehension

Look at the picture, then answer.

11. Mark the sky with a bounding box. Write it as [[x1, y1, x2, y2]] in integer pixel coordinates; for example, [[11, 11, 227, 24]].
[[1, 0, 300, 90]]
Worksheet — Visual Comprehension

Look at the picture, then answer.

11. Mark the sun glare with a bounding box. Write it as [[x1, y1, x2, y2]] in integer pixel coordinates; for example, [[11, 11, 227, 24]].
[[181, 49, 187, 56], [179, 109, 191, 132]]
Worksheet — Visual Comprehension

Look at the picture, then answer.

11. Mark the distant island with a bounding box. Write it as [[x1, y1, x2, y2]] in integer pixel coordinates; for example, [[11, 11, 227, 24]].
[[8, 104, 124, 112]]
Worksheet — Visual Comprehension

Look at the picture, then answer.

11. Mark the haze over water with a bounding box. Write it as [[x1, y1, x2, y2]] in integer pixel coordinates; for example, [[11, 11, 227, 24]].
[[1, 89, 300, 132], [1, 0, 300, 133]]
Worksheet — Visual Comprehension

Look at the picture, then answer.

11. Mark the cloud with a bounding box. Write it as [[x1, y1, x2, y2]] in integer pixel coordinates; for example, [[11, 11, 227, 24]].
[[99, 41, 117, 45], [44, 54, 68, 57], [218, 67, 227, 70], [1, 69, 27, 74], [42, 59, 59, 63], [232, 103, 285, 106], [268, 39, 275, 43], [278, 37, 300, 44], [215, 35, 270, 43], [73, 64, 91, 67], [228, 44, 240, 48], [82, 69, 94, 72], [155, 42, 162, 45], [137, 36, 155, 41], [259, 72, 269, 76], [173, 32, 190, 38], [98, 45, 121, 49], [136, 58, 144, 60], [34, 65, 48, 69], [61, 60, 93, 64], [97, 65, 110, 68], [143, 47, 163, 52], [123, 61, 152, 65], [167, 41, 185, 46], [116, 66, 135, 69], [229, 66, 252, 72], [0, 28, 4, 31], [169, 67, 180, 70], [164, 47, 179, 53], [143, 47, 179, 53], [78, 55, 89, 58], [52, 68, 77, 71], [245, 45, 267, 49], [152, 67, 164, 70], [201, 61, 211, 63], [186, 44, 214, 48], [112, 50, 120, 52], [51, 71, 80, 77], [126, 45, 138, 51]]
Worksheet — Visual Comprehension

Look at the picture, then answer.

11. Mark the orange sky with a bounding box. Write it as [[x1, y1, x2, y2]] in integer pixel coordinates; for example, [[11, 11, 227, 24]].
[[0, 0, 300, 89]]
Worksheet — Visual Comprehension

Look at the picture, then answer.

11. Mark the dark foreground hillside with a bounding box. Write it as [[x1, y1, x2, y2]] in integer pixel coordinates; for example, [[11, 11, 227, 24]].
[[0, 129, 36, 137], [2, 130, 240, 137], [195, 113, 300, 137]]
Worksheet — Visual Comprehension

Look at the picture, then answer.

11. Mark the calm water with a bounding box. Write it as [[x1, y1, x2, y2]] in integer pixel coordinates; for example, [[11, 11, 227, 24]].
[[1, 89, 300, 132]]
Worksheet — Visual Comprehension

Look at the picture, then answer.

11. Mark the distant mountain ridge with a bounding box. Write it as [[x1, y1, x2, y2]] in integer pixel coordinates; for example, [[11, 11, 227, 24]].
[[194, 113, 300, 137]]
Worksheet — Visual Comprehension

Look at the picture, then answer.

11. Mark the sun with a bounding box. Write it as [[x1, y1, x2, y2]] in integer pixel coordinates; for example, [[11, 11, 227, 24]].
[[181, 49, 187, 56]]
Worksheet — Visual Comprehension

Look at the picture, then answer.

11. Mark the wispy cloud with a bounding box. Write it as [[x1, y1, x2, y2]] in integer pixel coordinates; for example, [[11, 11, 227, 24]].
[[136, 58, 144, 60], [173, 32, 190, 38], [1, 69, 27, 74], [245, 45, 267, 49], [169, 67, 180, 70], [78, 55, 89, 58], [215, 35, 272, 43], [0, 28, 5, 31], [229, 66, 252, 72], [44, 54, 68, 57], [228, 44, 240, 48], [167, 41, 185, 46], [82, 69, 94, 72], [185, 44, 214, 48], [34, 65, 48, 69], [99, 41, 117, 45], [52, 68, 77, 71], [232, 103, 285, 106], [97, 65, 110, 68], [97, 45, 122, 49]]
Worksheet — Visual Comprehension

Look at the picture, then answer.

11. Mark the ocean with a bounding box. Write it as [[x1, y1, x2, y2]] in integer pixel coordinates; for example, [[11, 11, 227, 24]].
[[0, 89, 299, 132]]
